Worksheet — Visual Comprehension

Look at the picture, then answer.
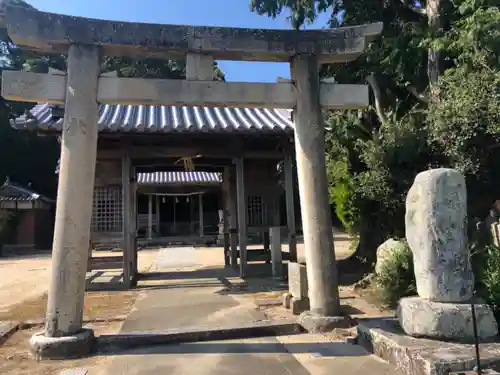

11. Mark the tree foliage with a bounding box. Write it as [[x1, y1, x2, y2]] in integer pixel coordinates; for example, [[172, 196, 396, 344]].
[[250, 0, 335, 28], [250, 0, 435, 239], [0, 1, 58, 196], [426, 2, 500, 218], [373, 241, 416, 307]]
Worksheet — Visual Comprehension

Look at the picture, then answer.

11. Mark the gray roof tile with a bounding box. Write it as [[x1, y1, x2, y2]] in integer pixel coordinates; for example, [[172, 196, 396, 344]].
[[136, 171, 222, 185], [0, 180, 54, 202], [13, 103, 294, 134]]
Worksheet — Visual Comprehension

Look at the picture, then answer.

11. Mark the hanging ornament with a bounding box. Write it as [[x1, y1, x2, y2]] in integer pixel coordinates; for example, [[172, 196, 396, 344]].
[[174, 156, 196, 171], [186, 196, 190, 203], [175, 197, 179, 204], [162, 196, 166, 204]]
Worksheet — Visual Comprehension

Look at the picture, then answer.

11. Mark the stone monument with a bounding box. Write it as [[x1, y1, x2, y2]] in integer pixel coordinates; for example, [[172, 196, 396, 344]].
[[399, 168, 498, 341], [217, 208, 225, 245], [283, 262, 310, 314]]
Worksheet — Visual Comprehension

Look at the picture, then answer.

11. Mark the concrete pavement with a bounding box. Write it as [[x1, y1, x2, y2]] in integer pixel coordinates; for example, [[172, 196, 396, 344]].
[[102, 334, 400, 375], [98, 247, 400, 375], [118, 247, 264, 333]]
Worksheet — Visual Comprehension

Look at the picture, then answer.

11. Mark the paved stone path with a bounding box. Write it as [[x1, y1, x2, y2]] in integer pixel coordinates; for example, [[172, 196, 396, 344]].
[[152, 247, 199, 270], [117, 246, 261, 334], [100, 246, 401, 375]]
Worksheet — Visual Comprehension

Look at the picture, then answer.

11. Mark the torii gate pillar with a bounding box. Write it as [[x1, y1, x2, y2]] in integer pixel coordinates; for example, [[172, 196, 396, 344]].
[[29, 44, 100, 360], [291, 54, 343, 331]]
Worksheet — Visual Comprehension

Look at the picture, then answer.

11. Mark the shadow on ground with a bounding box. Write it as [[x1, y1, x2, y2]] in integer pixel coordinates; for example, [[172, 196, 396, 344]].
[[137, 264, 289, 294], [139, 268, 235, 281], [86, 263, 289, 294], [96, 340, 368, 357]]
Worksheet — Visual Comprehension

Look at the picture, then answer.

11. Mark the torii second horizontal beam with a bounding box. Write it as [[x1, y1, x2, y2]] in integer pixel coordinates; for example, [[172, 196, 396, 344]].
[[2, 71, 369, 109]]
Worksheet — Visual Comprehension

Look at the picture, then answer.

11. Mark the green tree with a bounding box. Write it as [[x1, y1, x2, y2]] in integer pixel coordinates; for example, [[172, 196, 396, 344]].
[[426, 2, 500, 218], [0, 1, 60, 196], [249, 0, 500, 275], [250, 0, 335, 29], [250, 0, 435, 272]]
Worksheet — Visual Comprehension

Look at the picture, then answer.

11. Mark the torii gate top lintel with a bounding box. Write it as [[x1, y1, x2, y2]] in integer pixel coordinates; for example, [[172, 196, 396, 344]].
[[1, 5, 382, 63]]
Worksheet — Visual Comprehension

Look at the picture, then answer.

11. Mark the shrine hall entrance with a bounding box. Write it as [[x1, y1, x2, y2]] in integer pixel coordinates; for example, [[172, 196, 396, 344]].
[[135, 171, 223, 244]]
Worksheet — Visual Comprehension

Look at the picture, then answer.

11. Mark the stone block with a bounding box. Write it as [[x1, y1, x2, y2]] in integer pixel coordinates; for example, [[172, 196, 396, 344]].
[[270, 227, 282, 279], [397, 296, 498, 341], [358, 317, 500, 375], [405, 168, 474, 302], [282, 292, 292, 309], [58, 369, 89, 375], [290, 297, 310, 315], [0, 321, 19, 344], [97, 320, 302, 353], [450, 370, 500, 375], [288, 262, 308, 300]]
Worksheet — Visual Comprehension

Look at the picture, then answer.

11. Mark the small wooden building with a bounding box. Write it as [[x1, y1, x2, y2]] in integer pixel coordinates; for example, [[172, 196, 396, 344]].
[[0, 179, 55, 254], [13, 102, 298, 265], [135, 171, 223, 242]]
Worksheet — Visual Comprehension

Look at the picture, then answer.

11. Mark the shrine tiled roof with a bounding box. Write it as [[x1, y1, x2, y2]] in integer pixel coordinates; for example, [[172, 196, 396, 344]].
[[0, 179, 54, 203], [12, 103, 294, 134], [136, 171, 222, 186]]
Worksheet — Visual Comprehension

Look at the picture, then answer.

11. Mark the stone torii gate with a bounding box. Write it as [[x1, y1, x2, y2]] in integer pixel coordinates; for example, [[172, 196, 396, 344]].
[[0, 5, 381, 359]]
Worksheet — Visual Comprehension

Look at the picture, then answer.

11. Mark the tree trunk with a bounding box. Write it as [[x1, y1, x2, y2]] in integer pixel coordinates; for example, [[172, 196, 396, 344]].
[[427, 0, 441, 98], [337, 218, 385, 285]]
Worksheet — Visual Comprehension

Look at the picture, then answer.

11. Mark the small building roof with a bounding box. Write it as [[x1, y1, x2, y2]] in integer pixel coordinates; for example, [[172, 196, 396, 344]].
[[0, 179, 54, 203], [137, 171, 222, 186], [13, 103, 294, 134]]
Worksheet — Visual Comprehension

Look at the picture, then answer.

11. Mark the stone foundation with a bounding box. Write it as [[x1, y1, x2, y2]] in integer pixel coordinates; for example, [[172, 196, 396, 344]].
[[298, 311, 350, 333], [357, 318, 500, 375], [29, 328, 95, 360]]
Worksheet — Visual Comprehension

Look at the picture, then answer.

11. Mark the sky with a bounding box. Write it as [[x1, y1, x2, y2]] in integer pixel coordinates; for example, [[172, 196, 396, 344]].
[[25, 0, 333, 82]]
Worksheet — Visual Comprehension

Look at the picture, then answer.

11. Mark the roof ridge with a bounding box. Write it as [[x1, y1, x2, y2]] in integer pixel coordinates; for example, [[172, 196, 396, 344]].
[[0, 180, 53, 202], [136, 171, 222, 185]]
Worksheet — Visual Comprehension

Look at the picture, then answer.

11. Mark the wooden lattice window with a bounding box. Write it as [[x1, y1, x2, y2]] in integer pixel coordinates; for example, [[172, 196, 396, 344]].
[[91, 186, 123, 233], [247, 195, 267, 226]]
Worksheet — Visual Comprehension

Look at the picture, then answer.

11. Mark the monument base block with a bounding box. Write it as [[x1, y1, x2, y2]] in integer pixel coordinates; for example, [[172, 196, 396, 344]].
[[397, 296, 498, 341], [358, 318, 500, 375], [29, 328, 95, 360]]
